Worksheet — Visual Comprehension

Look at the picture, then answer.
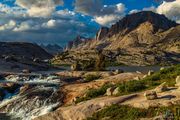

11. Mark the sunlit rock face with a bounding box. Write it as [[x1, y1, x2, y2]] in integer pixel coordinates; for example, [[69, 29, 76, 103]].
[[0, 74, 64, 120]]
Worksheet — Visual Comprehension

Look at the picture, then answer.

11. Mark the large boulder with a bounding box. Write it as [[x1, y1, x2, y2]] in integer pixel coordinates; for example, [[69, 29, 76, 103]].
[[144, 91, 158, 100], [154, 82, 168, 93], [106, 87, 116, 96], [112, 87, 119, 96], [148, 70, 154, 76]]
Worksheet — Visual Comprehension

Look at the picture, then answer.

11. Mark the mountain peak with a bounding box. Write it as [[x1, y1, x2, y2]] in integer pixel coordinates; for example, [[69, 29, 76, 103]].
[[106, 11, 178, 38]]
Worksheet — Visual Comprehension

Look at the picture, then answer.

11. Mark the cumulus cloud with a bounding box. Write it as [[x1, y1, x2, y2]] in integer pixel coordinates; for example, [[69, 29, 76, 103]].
[[74, 0, 126, 26], [15, 0, 64, 17], [0, 20, 16, 31], [129, 0, 180, 23], [0, 7, 98, 45], [157, 0, 180, 23]]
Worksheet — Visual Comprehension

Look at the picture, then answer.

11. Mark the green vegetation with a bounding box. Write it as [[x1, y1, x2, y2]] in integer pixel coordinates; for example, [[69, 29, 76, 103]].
[[87, 105, 180, 120], [76, 64, 180, 103], [117, 80, 146, 95], [84, 74, 101, 83], [75, 84, 113, 103], [104, 60, 125, 67]]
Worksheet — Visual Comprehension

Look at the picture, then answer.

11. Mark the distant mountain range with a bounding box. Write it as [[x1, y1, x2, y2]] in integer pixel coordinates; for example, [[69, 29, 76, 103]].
[[40, 44, 63, 55], [62, 11, 180, 65], [0, 42, 53, 72]]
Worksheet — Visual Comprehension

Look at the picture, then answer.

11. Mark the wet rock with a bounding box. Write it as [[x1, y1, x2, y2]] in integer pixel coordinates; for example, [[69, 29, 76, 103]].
[[144, 91, 158, 100], [0, 89, 5, 100], [154, 82, 168, 93], [175, 76, 180, 87], [5, 75, 19, 81], [106, 87, 115, 96], [148, 70, 154, 76], [0, 83, 20, 93], [19, 84, 32, 95]]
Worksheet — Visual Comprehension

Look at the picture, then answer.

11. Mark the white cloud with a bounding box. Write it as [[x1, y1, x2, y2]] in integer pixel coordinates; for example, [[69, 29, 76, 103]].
[[94, 15, 122, 26], [157, 0, 180, 23], [0, 20, 16, 31], [129, 9, 140, 14], [74, 0, 126, 26], [15, 0, 64, 17], [0, 3, 26, 17], [42, 19, 56, 28], [13, 20, 38, 32], [143, 6, 156, 12]]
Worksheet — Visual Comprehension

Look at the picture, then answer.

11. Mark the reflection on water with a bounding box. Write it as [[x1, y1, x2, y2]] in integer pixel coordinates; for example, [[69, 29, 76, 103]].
[[107, 66, 168, 73]]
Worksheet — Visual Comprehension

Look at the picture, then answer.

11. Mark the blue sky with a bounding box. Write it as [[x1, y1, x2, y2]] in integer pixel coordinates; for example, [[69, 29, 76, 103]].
[[0, 0, 179, 46]]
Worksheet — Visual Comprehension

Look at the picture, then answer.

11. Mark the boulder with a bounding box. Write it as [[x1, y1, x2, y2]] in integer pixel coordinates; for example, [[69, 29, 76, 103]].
[[71, 62, 81, 71], [33, 58, 40, 63], [112, 87, 119, 95], [136, 71, 142, 74], [154, 82, 168, 93], [175, 76, 180, 87], [134, 76, 140, 80], [114, 69, 124, 74], [144, 91, 158, 100], [148, 70, 154, 76], [160, 67, 165, 71], [106, 87, 115, 96], [72, 96, 80, 103], [143, 75, 148, 79]]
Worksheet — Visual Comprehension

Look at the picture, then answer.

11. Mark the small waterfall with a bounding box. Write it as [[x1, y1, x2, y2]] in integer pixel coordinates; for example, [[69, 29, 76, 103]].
[[0, 74, 63, 120]]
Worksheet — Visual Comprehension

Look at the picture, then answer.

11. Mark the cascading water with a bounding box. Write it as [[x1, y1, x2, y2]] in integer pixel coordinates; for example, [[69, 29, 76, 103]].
[[0, 74, 64, 120]]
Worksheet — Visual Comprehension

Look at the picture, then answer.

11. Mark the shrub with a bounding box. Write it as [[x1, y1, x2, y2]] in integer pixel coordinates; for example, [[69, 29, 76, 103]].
[[75, 84, 113, 103], [117, 80, 146, 95], [76, 64, 180, 103], [84, 74, 101, 82], [87, 105, 180, 120]]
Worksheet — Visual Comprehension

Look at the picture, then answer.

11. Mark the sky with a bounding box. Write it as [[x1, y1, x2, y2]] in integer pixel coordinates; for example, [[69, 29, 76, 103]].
[[0, 0, 179, 46]]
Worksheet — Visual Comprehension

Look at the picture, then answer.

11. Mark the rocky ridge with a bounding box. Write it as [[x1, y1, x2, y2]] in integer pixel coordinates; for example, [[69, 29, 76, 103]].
[[59, 11, 180, 66]]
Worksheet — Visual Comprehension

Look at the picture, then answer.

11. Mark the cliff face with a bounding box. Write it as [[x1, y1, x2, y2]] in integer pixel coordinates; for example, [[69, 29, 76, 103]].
[[95, 27, 109, 41], [61, 11, 180, 65], [65, 36, 91, 50]]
